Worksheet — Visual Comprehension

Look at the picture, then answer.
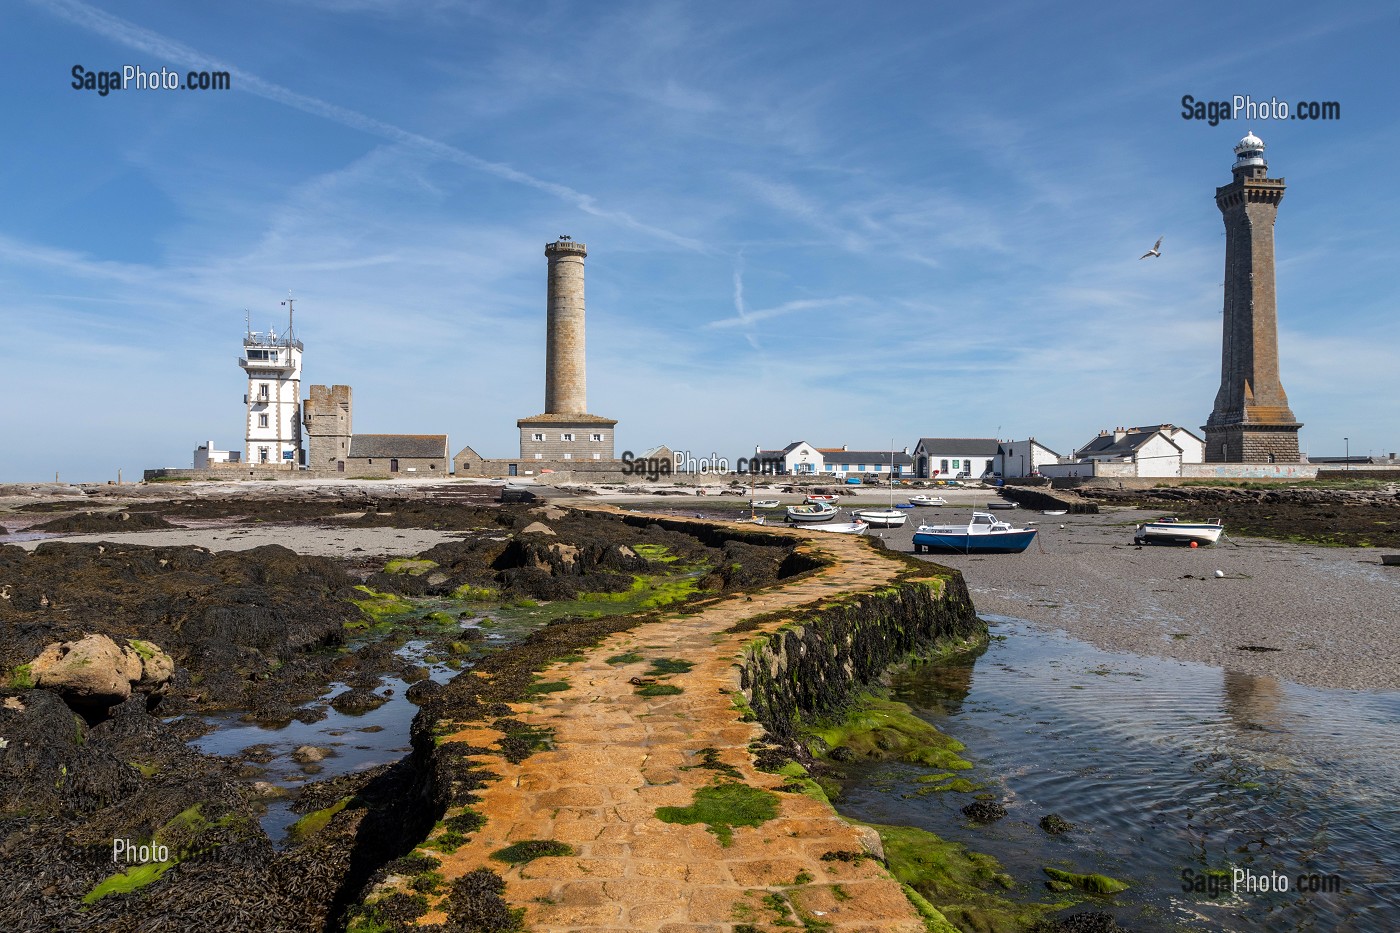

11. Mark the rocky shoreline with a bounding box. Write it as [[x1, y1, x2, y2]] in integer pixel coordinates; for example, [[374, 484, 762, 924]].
[[0, 486, 819, 931]]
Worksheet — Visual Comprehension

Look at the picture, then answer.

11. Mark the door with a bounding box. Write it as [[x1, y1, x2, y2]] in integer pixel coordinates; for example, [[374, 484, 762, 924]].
[[508, 463, 518, 477], [390, 459, 399, 473], [336, 461, 345, 473]]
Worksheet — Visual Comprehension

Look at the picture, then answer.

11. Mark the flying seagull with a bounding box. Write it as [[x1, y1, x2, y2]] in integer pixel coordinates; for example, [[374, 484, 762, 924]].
[[1139, 236, 1163, 260]]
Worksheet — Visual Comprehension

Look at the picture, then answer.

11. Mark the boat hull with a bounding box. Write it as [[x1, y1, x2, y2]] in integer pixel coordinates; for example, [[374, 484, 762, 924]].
[[854, 509, 907, 527], [908, 496, 946, 507], [786, 505, 837, 522], [1134, 522, 1224, 546], [912, 529, 1037, 554], [808, 521, 869, 534]]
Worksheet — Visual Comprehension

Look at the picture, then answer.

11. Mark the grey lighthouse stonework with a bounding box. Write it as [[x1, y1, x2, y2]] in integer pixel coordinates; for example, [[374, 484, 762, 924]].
[[1203, 132, 1303, 463], [517, 238, 617, 462]]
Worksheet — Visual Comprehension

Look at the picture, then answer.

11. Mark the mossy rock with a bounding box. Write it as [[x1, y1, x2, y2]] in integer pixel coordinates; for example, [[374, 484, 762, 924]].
[[807, 695, 971, 771], [1042, 866, 1129, 895]]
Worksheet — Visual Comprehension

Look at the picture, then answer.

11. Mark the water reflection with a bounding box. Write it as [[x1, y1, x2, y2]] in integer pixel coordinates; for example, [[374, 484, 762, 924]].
[[834, 616, 1400, 931]]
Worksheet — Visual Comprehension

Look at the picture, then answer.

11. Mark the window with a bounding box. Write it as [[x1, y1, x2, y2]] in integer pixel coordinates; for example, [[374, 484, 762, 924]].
[[952, 459, 961, 469], [532, 433, 544, 442], [590, 433, 603, 442], [592, 453, 601, 460], [561, 433, 574, 442], [258, 447, 269, 463], [258, 383, 269, 398], [940, 459, 949, 473], [857, 464, 866, 472], [258, 414, 269, 428], [563, 453, 573, 460], [534, 453, 543, 459], [874, 464, 882, 471]]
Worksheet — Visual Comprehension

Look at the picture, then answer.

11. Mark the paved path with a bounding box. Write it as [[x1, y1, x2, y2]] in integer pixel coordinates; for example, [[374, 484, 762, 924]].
[[417, 518, 925, 932]]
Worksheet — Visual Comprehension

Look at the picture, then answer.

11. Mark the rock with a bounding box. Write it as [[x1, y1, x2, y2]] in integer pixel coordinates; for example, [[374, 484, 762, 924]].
[[1039, 813, 1074, 835], [30, 634, 144, 709], [851, 824, 886, 861], [293, 745, 330, 763], [962, 800, 1008, 823], [330, 688, 387, 715], [251, 780, 289, 798], [519, 522, 556, 536], [548, 543, 580, 571]]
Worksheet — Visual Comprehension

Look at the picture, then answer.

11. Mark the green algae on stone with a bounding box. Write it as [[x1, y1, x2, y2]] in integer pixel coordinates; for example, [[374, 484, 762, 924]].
[[7, 663, 34, 689], [648, 657, 695, 675], [1042, 866, 1129, 895], [807, 694, 972, 771], [384, 558, 438, 576], [606, 651, 644, 665], [655, 782, 780, 846], [869, 822, 1053, 931], [287, 796, 352, 841], [451, 583, 500, 601], [349, 585, 415, 624]]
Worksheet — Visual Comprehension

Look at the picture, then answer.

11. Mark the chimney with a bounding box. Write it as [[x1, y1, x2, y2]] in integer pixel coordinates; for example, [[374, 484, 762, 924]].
[[1113, 426, 1127, 442]]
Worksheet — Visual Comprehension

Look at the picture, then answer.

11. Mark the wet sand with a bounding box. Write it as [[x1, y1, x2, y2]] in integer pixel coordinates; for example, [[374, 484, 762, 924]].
[[867, 506, 1400, 692]]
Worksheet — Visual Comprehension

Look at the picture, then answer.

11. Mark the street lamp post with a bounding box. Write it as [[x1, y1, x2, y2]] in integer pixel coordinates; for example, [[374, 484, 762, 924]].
[[1345, 437, 1350, 472]]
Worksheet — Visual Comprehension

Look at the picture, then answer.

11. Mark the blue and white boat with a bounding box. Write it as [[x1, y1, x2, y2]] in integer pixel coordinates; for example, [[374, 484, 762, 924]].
[[912, 512, 1038, 554]]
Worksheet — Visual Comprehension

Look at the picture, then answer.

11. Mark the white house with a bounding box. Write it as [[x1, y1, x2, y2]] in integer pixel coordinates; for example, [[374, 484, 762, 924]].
[[754, 441, 826, 475], [822, 448, 914, 478], [1046, 424, 1206, 479], [193, 440, 240, 469], [996, 438, 1061, 478], [911, 438, 1000, 479]]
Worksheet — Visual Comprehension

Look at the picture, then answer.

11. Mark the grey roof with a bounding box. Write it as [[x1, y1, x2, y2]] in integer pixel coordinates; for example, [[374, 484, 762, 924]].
[[348, 434, 448, 459], [826, 451, 914, 467], [1076, 427, 1177, 459], [998, 439, 1062, 458], [914, 438, 1001, 456]]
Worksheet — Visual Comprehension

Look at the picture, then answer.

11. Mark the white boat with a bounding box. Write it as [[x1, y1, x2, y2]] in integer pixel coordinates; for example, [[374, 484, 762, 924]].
[[1043, 510, 1067, 516], [856, 441, 907, 527], [853, 507, 907, 528], [786, 502, 838, 522], [986, 500, 1017, 510], [804, 494, 840, 504], [807, 520, 869, 535], [750, 499, 780, 508], [908, 495, 947, 507], [913, 512, 1038, 554], [1134, 517, 1224, 546]]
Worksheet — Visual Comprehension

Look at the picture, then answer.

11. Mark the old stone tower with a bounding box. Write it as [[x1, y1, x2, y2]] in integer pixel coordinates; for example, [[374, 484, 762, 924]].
[[303, 384, 352, 471], [1203, 132, 1302, 462], [517, 238, 617, 462]]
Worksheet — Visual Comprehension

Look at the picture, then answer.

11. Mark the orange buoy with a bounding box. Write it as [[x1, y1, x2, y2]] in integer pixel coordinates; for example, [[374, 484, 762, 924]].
[[1189, 541, 1199, 548]]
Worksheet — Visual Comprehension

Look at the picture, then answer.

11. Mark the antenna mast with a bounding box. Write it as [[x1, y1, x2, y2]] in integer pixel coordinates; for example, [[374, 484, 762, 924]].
[[281, 291, 296, 344]]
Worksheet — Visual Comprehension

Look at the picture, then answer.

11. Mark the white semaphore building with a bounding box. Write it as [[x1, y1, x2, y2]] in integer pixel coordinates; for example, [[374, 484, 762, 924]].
[[239, 307, 304, 467]]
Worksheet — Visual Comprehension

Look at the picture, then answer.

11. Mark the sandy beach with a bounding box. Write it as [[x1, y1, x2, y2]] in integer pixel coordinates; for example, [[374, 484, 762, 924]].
[[866, 506, 1400, 692]]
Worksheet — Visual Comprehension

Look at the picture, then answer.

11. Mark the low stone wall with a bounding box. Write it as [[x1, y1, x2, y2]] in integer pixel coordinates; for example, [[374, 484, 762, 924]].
[[738, 568, 981, 742], [997, 484, 1099, 514]]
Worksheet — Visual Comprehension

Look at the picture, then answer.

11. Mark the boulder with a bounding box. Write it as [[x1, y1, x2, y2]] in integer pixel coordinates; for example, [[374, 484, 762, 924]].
[[30, 634, 142, 708], [519, 522, 556, 536], [28, 634, 175, 711]]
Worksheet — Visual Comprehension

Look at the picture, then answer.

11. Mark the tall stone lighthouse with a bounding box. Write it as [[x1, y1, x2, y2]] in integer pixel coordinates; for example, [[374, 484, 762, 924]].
[[1203, 132, 1302, 463], [517, 238, 617, 462]]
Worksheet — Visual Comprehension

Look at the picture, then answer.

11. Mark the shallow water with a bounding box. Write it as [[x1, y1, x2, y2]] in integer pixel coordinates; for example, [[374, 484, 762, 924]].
[[835, 616, 1400, 931], [190, 639, 458, 843]]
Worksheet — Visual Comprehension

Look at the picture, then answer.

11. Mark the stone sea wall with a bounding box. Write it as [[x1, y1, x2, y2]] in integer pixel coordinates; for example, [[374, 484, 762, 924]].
[[738, 564, 981, 742]]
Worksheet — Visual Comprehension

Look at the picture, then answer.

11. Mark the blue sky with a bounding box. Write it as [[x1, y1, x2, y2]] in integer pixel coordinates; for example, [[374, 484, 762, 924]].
[[2, 0, 1396, 482]]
